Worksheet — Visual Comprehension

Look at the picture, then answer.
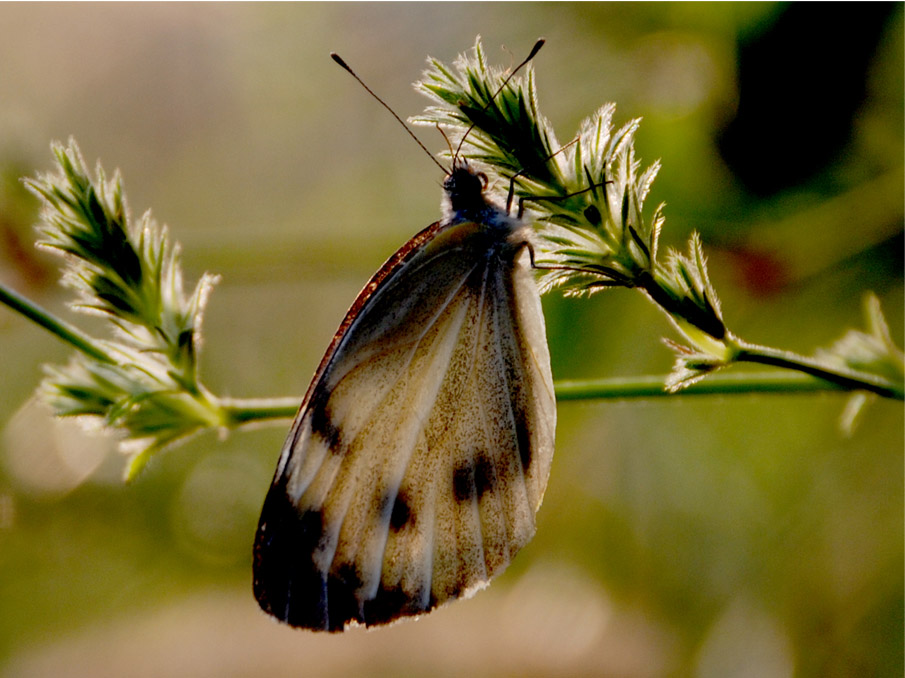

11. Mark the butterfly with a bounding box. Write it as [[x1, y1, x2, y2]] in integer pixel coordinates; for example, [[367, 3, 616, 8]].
[[253, 41, 555, 632]]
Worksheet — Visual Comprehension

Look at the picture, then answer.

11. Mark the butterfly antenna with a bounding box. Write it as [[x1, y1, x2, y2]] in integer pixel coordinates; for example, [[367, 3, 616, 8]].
[[435, 124, 455, 158], [331, 52, 447, 174], [453, 38, 545, 165], [505, 136, 580, 213]]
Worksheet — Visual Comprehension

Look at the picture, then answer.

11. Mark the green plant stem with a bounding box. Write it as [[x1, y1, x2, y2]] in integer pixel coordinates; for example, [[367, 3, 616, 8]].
[[5, 275, 901, 439], [633, 270, 903, 400], [215, 371, 876, 429], [0, 280, 114, 364], [220, 397, 303, 426], [554, 372, 856, 401], [731, 341, 904, 400]]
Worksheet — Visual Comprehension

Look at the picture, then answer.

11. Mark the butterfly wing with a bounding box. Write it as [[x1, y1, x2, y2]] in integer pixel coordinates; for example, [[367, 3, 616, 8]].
[[253, 218, 555, 631]]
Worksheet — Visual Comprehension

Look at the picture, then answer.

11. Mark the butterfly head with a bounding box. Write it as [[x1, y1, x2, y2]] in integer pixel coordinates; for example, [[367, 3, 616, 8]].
[[442, 163, 490, 220]]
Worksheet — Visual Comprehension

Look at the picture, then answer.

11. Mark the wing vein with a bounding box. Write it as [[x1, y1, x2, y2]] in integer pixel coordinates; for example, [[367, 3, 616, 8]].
[[304, 253, 483, 510], [472, 262, 512, 570], [322, 256, 484, 595], [462, 255, 492, 587], [494, 269, 534, 525]]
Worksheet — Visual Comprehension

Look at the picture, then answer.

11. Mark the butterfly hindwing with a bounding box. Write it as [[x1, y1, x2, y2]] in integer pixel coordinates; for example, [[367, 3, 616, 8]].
[[254, 176, 555, 632]]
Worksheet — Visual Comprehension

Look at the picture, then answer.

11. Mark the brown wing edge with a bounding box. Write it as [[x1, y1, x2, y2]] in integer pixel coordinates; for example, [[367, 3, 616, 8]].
[[288, 218, 448, 450]]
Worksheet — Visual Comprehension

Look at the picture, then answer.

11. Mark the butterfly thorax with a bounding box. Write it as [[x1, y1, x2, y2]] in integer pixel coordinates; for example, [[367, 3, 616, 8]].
[[441, 165, 520, 239]]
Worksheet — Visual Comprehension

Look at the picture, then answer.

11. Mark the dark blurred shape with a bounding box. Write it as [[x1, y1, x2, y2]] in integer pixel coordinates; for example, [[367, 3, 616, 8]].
[[0, 161, 54, 292], [719, 3, 898, 196], [726, 246, 793, 296]]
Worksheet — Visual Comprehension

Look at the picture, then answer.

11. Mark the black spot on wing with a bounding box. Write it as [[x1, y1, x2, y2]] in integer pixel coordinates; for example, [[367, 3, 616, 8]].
[[253, 480, 331, 630], [515, 403, 533, 472], [499, 344, 535, 475], [473, 451, 496, 498], [390, 492, 412, 531], [498, 265, 535, 475], [307, 385, 343, 452], [364, 586, 410, 626], [327, 563, 365, 631], [363, 584, 433, 626], [452, 459, 476, 503]]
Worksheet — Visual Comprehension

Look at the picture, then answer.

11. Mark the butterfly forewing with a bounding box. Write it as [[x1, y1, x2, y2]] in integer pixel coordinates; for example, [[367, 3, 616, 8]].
[[254, 168, 555, 631]]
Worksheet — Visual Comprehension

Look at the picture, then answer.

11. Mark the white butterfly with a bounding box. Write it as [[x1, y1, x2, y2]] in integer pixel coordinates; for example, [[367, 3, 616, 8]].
[[253, 44, 555, 632]]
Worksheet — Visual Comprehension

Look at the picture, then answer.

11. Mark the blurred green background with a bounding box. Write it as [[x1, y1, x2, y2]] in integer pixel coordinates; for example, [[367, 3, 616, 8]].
[[0, 4, 901, 677]]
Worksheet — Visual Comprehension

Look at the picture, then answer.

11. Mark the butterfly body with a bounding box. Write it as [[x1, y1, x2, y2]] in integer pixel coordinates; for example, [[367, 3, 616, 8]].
[[253, 164, 555, 631]]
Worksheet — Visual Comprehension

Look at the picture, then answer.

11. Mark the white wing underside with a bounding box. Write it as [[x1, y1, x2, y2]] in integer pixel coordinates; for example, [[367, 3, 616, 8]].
[[254, 219, 555, 630]]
